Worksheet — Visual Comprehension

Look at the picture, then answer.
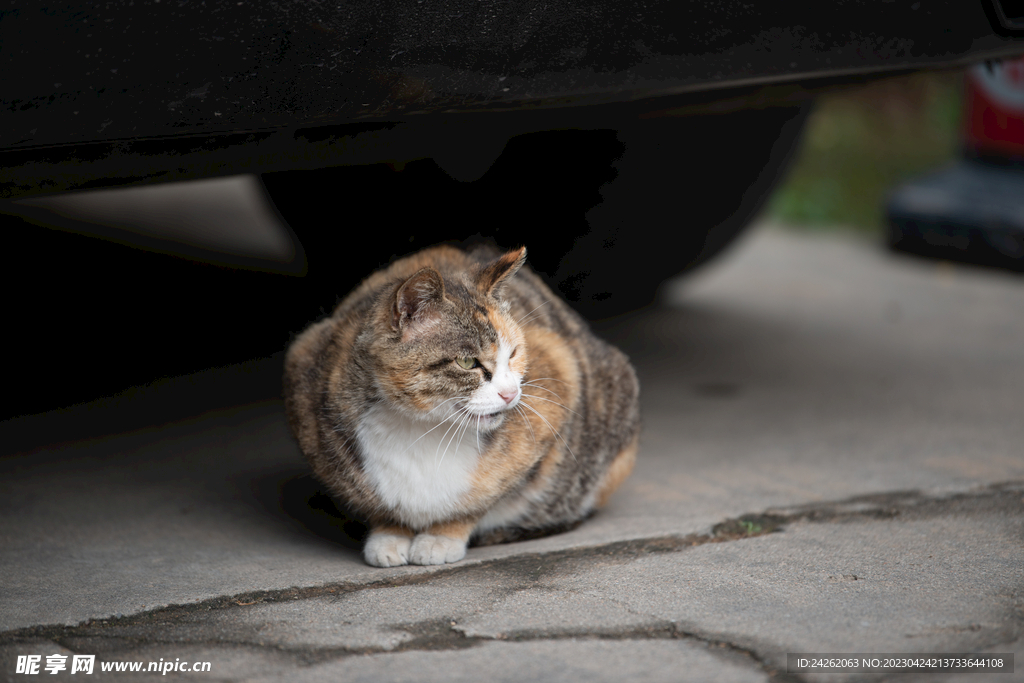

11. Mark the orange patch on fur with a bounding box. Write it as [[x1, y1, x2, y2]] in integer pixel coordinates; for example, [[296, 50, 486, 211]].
[[595, 432, 639, 508], [371, 523, 414, 538], [490, 311, 517, 345], [427, 517, 477, 542]]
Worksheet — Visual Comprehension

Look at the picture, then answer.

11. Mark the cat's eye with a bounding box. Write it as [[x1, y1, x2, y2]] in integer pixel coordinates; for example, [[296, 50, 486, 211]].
[[456, 357, 478, 370]]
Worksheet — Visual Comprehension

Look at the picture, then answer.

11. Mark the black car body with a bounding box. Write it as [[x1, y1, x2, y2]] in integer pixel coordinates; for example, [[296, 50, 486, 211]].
[[3, 0, 1023, 195]]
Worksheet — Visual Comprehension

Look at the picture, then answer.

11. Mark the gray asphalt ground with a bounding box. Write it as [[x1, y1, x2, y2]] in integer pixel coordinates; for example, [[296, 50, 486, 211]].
[[2, 178, 1023, 682]]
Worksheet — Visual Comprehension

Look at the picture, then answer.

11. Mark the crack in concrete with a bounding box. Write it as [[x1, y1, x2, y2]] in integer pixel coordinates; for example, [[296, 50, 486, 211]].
[[43, 620, 788, 681], [3, 480, 1021, 683], [669, 626, 804, 683]]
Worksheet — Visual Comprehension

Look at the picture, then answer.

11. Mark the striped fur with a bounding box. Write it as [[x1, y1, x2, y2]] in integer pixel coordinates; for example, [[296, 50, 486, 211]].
[[283, 245, 640, 566]]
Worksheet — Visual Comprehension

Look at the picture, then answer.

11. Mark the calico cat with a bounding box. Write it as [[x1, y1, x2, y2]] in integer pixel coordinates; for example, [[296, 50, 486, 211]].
[[283, 244, 640, 567]]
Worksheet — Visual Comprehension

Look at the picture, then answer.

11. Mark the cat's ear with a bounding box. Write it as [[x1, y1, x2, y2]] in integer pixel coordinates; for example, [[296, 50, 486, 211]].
[[393, 267, 445, 339], [478, 247, 526, 297]]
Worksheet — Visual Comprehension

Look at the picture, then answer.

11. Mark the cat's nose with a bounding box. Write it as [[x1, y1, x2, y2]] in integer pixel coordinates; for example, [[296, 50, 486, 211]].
[[498, 388, 518, 404]]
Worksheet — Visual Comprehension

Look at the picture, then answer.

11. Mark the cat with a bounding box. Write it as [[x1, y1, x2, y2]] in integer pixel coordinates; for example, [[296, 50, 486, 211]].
[[283, 244, 640, 567]]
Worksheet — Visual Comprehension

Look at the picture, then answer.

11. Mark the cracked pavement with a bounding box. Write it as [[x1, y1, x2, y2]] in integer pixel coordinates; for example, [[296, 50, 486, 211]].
[[3, 218, 1024, 682]]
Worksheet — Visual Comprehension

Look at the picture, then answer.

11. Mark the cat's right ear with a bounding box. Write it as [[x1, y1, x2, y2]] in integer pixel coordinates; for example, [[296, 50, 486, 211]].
[[393, 267, 445, 340], [478, 246, 527, 298]]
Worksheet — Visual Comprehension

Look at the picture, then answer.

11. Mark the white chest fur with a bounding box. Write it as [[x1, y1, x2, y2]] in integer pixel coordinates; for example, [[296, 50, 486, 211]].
[[355, 404, 480, 529]]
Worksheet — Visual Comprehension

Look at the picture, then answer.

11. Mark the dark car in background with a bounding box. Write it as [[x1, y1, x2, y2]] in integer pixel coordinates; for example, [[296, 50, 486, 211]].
[[2, 0, 1023, 421]]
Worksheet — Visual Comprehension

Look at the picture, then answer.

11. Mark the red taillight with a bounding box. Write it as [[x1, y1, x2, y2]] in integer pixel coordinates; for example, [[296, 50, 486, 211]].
[[964, 56, 1024, 160]]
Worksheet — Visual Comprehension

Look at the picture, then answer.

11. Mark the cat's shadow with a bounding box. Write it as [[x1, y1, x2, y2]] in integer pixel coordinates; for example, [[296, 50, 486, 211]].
[[249, 469, 368, 551]]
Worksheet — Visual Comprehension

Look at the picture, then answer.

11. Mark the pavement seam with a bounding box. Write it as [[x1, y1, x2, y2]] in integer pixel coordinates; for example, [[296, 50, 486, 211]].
[[3, 479, 1021, 681], [31, 620, 788, 681]]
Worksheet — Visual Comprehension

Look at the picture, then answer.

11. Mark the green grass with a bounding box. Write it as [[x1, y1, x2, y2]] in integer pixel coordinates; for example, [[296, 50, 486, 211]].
[[767, 70, 965, 234], [738, 519, 763, 535]]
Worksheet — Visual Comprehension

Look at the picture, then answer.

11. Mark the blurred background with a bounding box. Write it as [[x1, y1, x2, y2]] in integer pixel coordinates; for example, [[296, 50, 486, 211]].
[[771, 61, 1024, 266], [769, 70, 964, 233]]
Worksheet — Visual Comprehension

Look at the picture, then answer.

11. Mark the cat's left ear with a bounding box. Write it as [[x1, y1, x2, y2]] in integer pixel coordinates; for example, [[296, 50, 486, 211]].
[[478, 247, 526, 298], [393, 267, 445, 340]]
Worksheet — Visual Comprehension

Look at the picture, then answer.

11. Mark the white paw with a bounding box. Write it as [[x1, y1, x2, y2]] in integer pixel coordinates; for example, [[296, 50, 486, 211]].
[[363, 532, 412, 567], [409, 534, 467, 565]]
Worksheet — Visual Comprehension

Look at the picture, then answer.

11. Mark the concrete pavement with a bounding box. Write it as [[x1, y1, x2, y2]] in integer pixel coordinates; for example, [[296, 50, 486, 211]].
[[2, 212, 1023, 681]]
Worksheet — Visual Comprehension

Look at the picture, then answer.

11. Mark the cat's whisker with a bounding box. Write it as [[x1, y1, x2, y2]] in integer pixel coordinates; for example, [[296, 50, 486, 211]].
[[449, 413, 474, 469], [514, 404, 537, 445], [432, 406, 469, 465], [424, 396, 467, 418], [521, 382, 564, 400], [400, 402, 470, 455], [518, 400, 577, 463], [516, 311, 551, 328], [515, 299, 550, 327], [437, 409, 473, 473], [435, 425, 455, 473], [523, 376, 571, 388], [436, 405, 475, 471], [520, 393, 582, 417]]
